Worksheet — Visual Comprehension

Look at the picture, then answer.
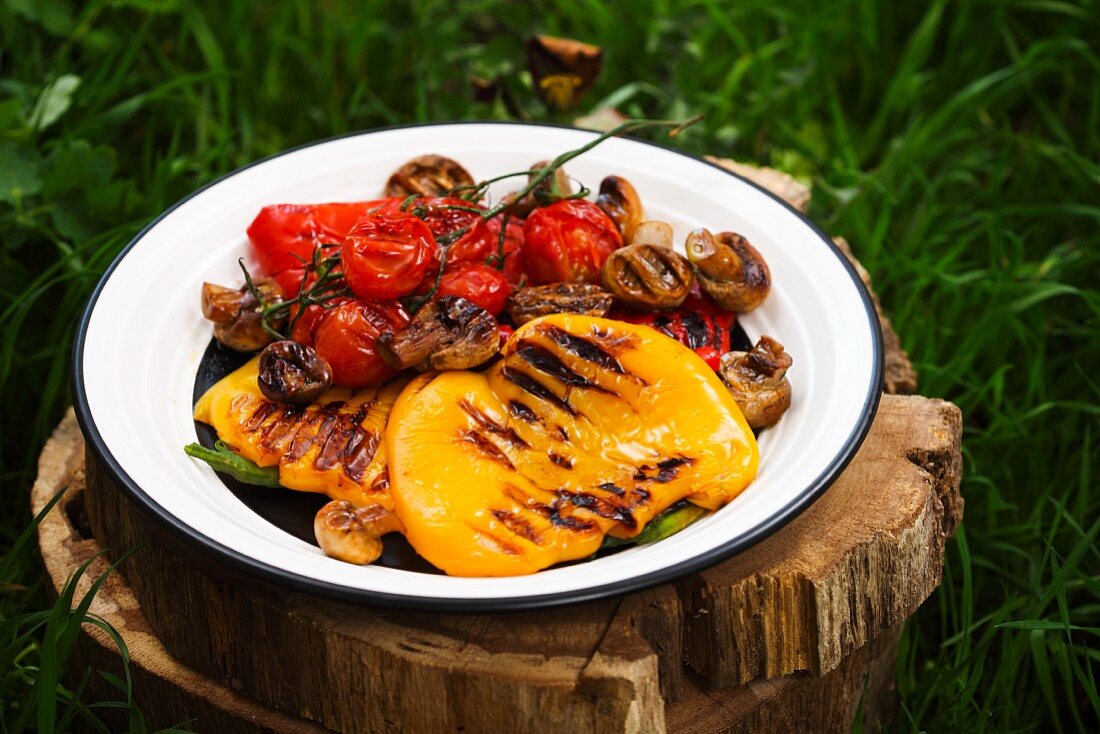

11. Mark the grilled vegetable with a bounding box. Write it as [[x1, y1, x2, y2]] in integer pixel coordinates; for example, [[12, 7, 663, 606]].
[[615, 293, 736, 371], [523, 199, 623, 284], [719, 336, 793, 429], [385, 314, 758, 577], [201, 280, 284, 353], [628, 221, 674, 249], [314, 500, 405, 565], [600, 243, 694, 310], [192, 356, 404, 508], [257, 341, 333, 404], [685, 228, 771, 312], [384, 154, 475, 198], [594, 176, 643, 240], [183, 441, 281, 487], [506, 283, 613, 325], [376, 296, 499, 372], [601, 501, 708, 549]]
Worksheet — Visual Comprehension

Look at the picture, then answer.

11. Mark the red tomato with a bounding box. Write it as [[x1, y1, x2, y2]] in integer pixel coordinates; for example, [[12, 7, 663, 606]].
[[522, 199, 622, 284], [272, 268, 306, 299], [435, 262, 512, 316], [411, 197, 495, 266], [342, 210, 435, 300], [247, 200, 400, 276], [288, 296, 353, 346], [312, 300, 409, 387], [485, 214, 527, 284]]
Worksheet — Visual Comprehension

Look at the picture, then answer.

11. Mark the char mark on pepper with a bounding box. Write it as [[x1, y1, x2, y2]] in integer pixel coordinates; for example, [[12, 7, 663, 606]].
[[507, 400, 539, 424], [549, 452, 574, 469], [459, 430, 516, 470], [501, 365, 577, 416], [514, 342, 618, 396], [459, 398, 530, 449], [492, 509, 543, 545], [554, 489, 637, 530], [540, 325, 626, 374]]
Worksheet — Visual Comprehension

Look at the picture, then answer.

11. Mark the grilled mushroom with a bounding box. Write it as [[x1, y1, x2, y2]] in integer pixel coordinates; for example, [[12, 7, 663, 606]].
[[718, 336, 792, 429], [595, 176, 643, 239], [684, 229, 771, 312], [600, 244, 694, 310], [257, 341, 333, 404], [628, 220, 674, 249], [504, 160, 574, 217], [384, 154, 475, 198], [314, 500, 405, 565], [201, 279, 284, 353], [506, 283, 613, 325], [376, 296, 499, 372]]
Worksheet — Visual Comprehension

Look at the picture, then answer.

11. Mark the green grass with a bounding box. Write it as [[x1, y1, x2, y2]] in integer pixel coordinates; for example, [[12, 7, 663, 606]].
[[1, 0, 1097, 730]]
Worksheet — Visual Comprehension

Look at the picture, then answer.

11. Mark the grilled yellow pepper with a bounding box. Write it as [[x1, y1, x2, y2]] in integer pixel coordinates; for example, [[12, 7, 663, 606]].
[[386, 314, 758, 577], [193, 357, 403, 509]]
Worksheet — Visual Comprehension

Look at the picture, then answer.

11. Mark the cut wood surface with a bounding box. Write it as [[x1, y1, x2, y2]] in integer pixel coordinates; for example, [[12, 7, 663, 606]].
[[32, 163, 962, 733]]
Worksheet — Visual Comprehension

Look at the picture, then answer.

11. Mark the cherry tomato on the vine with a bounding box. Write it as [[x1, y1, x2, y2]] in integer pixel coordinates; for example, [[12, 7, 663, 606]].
[[312, 300, 409, 387], [435, 262, 512, 316], [248, 200, 400, 276], [485, 214, 528, 285], [342, 210, 435, 300], [411, 197, 495, 266], [288, 296, 353, 347], [522, 199, 622, 285]]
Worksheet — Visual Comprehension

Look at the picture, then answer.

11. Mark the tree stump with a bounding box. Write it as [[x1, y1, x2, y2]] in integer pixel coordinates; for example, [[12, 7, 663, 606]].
[[32, 164, 962, 733]]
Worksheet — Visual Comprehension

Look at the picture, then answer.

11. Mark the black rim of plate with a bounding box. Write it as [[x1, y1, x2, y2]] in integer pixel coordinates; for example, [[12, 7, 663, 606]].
[[71, 120, 885, 612]]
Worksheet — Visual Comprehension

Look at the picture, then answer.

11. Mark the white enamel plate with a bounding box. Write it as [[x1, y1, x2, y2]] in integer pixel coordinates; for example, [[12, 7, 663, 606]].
[[73, 123, 883, 610]]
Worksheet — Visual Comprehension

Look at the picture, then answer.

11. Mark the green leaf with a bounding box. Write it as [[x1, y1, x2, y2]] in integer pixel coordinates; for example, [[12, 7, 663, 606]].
[[4, 0, 74, 35], [0, 140, 44, 204], [28, 74, 81, 131], [43, 140, 117, 197], [0, 97, 27, 130]]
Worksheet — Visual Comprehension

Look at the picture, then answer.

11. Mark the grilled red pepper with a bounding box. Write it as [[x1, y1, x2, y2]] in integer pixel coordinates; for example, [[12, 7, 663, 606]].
[[614, 293, 735, 371]]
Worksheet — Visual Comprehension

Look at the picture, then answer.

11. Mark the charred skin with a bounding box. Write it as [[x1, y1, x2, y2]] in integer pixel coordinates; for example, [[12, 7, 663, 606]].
[[192, 357, 404, 510], [386, 314, 758, 577]]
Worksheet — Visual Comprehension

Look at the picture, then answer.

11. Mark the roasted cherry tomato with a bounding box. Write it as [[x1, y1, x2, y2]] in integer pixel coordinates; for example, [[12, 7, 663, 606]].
[[522, 199, 622, 285], [342, 210, 435, 300], [288, 296, 353, 346], [435, 262, 512, 316], [486, 214, 528, 284], [411, 197, 495, 266], [248, 200, 400, 276], [614, 291, 735, 372], [271, 267, 307, 299], [312, 300, 409, 387]]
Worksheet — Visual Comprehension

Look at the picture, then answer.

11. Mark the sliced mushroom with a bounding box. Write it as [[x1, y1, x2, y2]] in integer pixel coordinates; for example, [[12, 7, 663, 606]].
[[376, 296, 499, 372], [684, 228, 771, 312], [595, 176, 643, 239], [314, 500, 405, 565], [504, 160, 573, 217], [384, 154, 475, 198], [257, 341, 333, 404], [201, 279, 284, 353], [628, 220, 674, 249], [718, 336, 792, 429], [506, 283, 613, 325], [600, 244, 694, 310]]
